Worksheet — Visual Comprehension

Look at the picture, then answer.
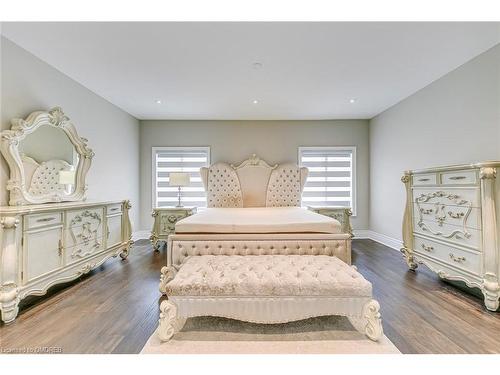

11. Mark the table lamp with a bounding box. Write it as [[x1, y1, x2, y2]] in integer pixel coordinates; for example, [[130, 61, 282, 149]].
[[169, 172, 190, 207]]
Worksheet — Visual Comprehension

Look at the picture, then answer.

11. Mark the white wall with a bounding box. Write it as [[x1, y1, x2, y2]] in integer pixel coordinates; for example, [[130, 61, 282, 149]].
[[1, 37, 141, 228], [140, 120, 370, 230], [5, 34, 497, 242], [369, 44, 500, 241]]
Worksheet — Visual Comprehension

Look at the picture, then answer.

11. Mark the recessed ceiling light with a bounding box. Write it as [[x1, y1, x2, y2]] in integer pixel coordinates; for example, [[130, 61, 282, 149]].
[[253, 100, 259, 104], [252, 62, 263, 69], [349, 98, 356, 104], [155, 99, 162, 104]]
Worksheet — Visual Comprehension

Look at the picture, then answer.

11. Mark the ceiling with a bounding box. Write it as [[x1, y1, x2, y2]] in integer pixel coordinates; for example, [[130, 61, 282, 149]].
[[2, 22, 500, 120]]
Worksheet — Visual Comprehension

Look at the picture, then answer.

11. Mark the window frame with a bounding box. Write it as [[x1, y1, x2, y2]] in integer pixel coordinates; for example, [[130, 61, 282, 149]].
[[151, 146, 211, 209], [298, 146, 357, 217]]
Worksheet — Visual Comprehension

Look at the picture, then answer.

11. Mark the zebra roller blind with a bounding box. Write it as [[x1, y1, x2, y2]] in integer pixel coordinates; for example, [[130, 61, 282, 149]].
[[298, 147, 356, 214], [153, 147, 210, 208]]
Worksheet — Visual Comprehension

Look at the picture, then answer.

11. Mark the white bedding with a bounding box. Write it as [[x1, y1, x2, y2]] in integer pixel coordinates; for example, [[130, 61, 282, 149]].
[[174, 207, 341, 234]]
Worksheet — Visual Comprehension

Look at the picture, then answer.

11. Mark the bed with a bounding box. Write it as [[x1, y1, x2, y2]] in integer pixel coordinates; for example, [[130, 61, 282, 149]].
[[159, 154, 353, 292], [156, 155, 382, 343]]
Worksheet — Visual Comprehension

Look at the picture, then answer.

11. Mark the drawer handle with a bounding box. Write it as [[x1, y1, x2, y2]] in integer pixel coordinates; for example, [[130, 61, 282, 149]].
[[58, 239, 63, 257], [107, 227, 110, 238], [448, 211, 465, 219], [449, 253, 466, 263], [37, 217, 56, 223], [110, 207, 119, 211], [418, 178, 430, 182], [449, 176, 466, 180], [421, 244, 434, 252], [420, 208, 433, 214]]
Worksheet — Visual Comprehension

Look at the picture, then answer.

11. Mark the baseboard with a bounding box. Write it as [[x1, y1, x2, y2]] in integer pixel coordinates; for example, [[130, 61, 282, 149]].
[[132, 230, 150, 241], [368, 231, 402, 251], [353, 230, 402, 251], [352, 230, 371, 239]]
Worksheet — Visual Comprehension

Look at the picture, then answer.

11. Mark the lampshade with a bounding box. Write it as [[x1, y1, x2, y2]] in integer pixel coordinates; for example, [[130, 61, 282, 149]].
[[169, 172, 190, 187], [59, 170, 76, 185]]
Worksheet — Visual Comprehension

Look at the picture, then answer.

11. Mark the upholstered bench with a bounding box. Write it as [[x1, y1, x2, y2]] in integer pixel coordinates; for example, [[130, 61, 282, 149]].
[[157, 255, 383, 342]]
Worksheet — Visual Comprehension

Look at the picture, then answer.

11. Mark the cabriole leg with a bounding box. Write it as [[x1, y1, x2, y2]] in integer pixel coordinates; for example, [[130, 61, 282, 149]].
[[0, 285, 20, 324], [400, 247, 418, 270], [349, 299, 383, 342], [157, 300, 185, 342], [150, 234, 160, 252], [482, 277, 500, 311], [362, 299, 383, 341], [120, 239, 133, 260]]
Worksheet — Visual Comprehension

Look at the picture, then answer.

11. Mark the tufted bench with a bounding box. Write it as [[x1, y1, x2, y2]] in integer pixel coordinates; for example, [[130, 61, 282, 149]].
[[157, 255, 383, 342]]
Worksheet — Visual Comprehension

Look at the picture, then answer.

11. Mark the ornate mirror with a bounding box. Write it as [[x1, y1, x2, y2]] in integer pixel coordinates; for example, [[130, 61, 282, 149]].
[[0, 107, 94, 205]]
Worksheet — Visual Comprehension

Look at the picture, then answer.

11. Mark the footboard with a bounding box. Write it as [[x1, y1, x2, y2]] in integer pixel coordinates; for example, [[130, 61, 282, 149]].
[[167, 233, 351, 266]]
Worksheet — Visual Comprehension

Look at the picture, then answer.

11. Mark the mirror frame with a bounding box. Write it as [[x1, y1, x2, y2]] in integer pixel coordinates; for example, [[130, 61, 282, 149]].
[[0, 107, 94, 206]]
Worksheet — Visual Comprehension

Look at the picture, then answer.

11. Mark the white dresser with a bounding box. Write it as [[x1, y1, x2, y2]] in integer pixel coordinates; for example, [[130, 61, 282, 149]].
[[0, 107, 135, 323], [0, 200, 133, 323], [401, 162, 500, 311]]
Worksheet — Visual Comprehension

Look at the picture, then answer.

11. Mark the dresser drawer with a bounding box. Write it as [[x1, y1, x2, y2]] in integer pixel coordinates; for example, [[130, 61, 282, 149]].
[[441, 170, 477, 185], [66, 208, 104, 247], [414, 236, 481, 276], [412, 173, 437, 186], [26, 212, 63, 230], [65, 236, 105, 265], [414, 219, 481, 250], [66, 207, 105, 227], [413, 203, 481, 230], [107, 203, 122, 215], [413, 188, 480, 208]]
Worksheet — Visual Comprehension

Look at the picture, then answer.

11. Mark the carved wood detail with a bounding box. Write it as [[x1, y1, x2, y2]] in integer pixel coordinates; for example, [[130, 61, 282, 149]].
[[69, 210, 103, 259], [0, 107, 93, 205], [415, 191, 472, 239]]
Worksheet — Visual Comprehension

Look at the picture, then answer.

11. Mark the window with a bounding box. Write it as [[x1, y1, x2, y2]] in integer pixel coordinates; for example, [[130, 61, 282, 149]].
[[298, 147, 356, 215], [152, 147, 210, 208]]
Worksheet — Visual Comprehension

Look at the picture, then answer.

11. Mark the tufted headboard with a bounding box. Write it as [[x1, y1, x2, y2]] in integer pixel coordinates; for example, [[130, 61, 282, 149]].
[[201, 154, 308, 208]]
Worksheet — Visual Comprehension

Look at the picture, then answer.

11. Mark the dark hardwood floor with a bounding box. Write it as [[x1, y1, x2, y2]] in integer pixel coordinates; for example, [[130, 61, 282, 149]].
[[1, 239, 499, 354]]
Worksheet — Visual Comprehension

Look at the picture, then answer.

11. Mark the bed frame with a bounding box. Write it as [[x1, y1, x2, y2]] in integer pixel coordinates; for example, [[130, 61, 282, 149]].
[[155, 155, 377, 343], [159, 155, 353, 294]]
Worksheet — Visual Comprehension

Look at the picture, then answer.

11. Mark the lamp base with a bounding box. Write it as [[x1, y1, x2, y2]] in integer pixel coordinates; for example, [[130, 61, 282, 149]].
[[176, 186, 183, 208]]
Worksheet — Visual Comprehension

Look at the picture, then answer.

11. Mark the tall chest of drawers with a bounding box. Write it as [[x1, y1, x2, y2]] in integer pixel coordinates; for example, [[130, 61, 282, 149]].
[[401, 162, 500, 311], [0, 200, 133, 323]]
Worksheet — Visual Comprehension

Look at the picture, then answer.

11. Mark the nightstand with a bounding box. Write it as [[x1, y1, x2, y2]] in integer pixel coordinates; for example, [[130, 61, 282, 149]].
[[307, 206, 353, 237], [150, 207, 197, 251]]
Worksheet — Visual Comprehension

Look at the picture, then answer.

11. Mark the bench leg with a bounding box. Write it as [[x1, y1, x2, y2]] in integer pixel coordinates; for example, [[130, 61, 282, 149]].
[[348, 299, 383, 342], [157, 300, 186, 342]]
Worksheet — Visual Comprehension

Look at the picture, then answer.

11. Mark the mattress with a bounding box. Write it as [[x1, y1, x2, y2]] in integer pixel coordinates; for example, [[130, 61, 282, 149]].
[[174, 207, 341, 234]]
